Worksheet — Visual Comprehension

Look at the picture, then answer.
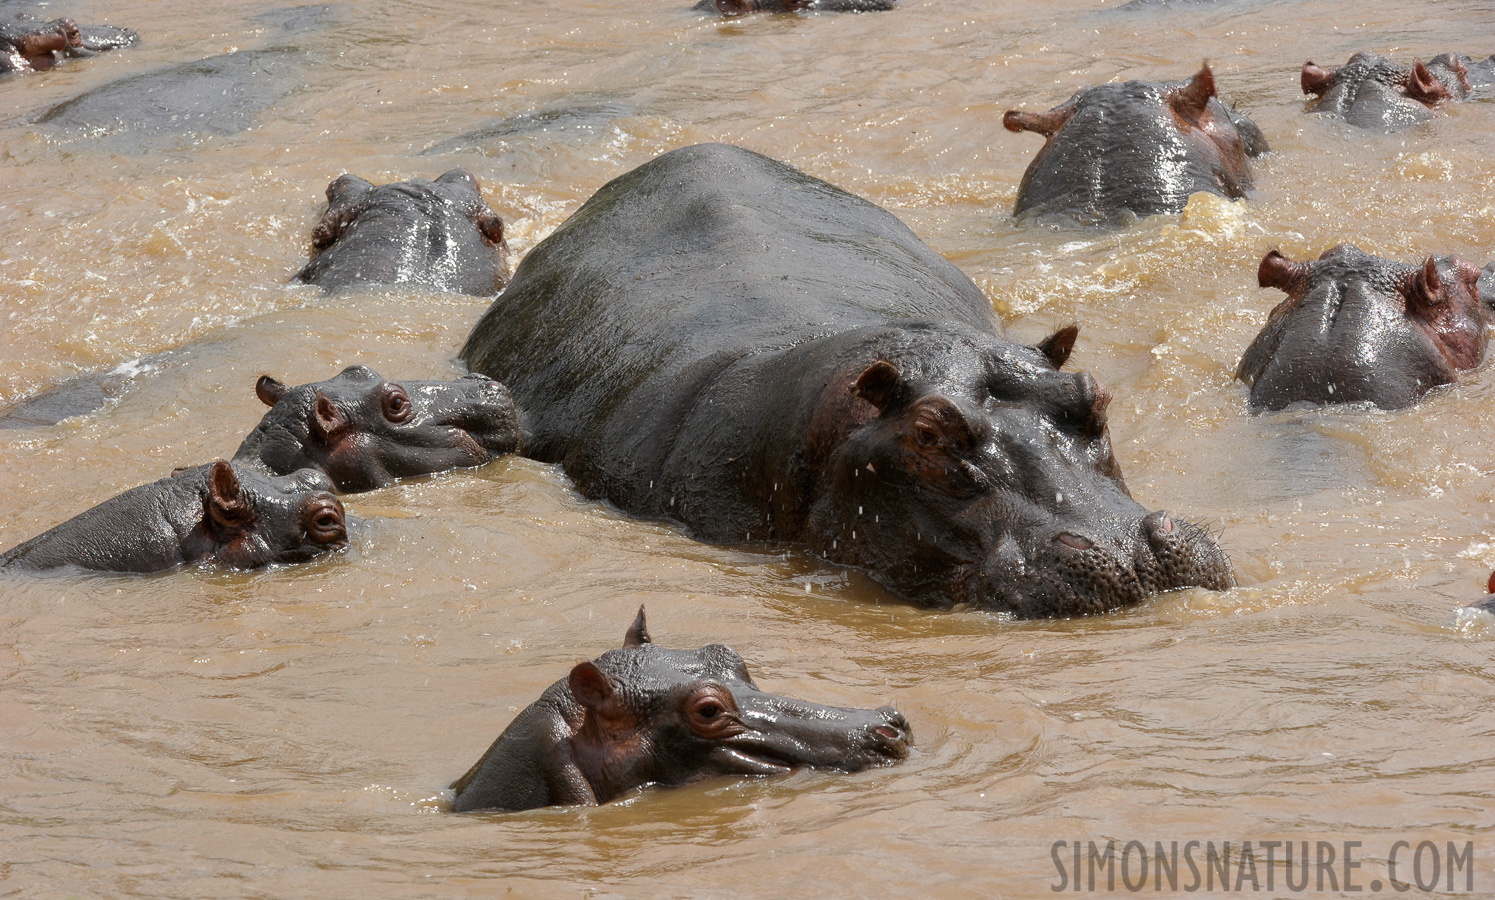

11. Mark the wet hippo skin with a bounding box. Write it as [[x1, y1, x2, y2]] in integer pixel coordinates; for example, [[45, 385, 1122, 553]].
[[1300, 52, 1478, 131], [0, 13, 136, 74], [449, 608, 911, 813], [462, 143, 1233, 617]]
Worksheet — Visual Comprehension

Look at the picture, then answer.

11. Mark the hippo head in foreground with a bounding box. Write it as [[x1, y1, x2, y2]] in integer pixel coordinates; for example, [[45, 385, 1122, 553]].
[[295, 169, 511, 296], [800, 325, 1234, 618], [0, 461, 347, 574], [1301, 52, 1472, 131], [1002, 64, 1267, 225], [236, 365, 520, 492], [449, 608, 911, 813], [1237, 246, 1489, 411]]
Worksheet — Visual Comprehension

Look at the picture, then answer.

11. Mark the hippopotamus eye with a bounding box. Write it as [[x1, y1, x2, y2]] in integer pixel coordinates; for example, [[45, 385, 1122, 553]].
[[382, 386, 414, 423], [685, 685, 741, 738]]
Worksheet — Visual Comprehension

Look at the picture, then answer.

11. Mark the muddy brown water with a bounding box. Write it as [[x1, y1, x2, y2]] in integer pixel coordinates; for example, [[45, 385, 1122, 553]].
[[2, 0, 1495, 896]]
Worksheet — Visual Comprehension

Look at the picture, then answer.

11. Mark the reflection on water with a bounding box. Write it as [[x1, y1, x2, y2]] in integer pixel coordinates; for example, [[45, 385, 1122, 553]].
[[2, 0, 1495, 895]]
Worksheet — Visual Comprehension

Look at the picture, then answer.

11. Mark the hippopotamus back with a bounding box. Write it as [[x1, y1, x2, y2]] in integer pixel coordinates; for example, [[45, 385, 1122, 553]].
[[462, 143, 996, 460]]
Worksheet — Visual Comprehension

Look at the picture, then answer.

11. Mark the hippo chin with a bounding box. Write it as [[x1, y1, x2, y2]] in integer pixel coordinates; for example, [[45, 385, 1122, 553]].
[[1300, 52, 1474, 132], [0, 461, 347, 574], [696, 0, 895, 15], [1237, 246, 1489, 412], [1003, 64, 1267, 226], [295, 170, 511, 296], [462, 143, 1232, 618], [1, 15, 137, 74], [235, 365, 520, 493], [449, 608, 911, 813]]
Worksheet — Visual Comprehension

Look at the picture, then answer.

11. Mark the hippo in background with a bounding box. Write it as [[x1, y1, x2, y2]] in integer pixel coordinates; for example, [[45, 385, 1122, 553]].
[[449, 608, 911, 813], [1236, 246, 1489, 411], [1003, 64, 1267, 226], [0, 14, 136, 73], [295, 170, 511, 297], [237, 366, 520, 492], [1300, 52, 1478, 131], [0, 461, 346, 574], [462, 143, 1233, 618], [697, 0, 895, 14]]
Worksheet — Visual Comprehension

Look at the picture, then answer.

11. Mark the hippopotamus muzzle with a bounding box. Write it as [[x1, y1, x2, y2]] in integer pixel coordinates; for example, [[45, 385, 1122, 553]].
[[704, 690, 911, 776]]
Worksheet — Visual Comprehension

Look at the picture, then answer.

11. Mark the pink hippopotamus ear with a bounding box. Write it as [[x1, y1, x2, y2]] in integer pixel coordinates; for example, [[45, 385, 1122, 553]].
[[1258, 250, 1312, 295], [311, 391, 350, 445], [1404, 59, 1454, 105], [622, 605, 651, 648], [255, 375, 288, 407], [1300, 61, 1336, 96], [205, 461, 255, 530], [1002, 106, 1074, 137], [1168, 64, 1218, 122], [1036, 324, 1080, 370], [854, 359, 909, 413]]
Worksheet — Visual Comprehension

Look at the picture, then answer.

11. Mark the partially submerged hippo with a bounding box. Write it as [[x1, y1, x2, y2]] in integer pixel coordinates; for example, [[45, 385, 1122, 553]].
[[295, 171, 511, 296], [0, 15, 136, 73], [1003, 65, 1267, 226], [1237, 246, 1490, 411], [236, 366, 520, 492], [0, 461, 346, 574], [696, 0, 895, 14], [462, 143, 1232, 617], [449, 608, 911, 813], [1300, 52, 1479, 131]]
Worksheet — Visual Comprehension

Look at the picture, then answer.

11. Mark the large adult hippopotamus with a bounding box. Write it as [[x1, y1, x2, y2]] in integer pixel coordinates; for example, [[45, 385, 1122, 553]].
[[237, 366, 520, 492], [696, 0, 895, 14], [1299, 52, 1481, 132], [0, 461, 346, 574], [1002, 64, 1267, 226], [294, 171, 511, 296], [0, 14, 136, 73], [461, 143, 1233, 617], [1236, 246, 1490, 411], [449, 608, 911, 813]]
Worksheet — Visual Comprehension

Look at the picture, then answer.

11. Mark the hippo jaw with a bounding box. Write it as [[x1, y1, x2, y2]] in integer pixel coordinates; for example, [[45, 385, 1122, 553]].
[[805, 338, 1233, 617]]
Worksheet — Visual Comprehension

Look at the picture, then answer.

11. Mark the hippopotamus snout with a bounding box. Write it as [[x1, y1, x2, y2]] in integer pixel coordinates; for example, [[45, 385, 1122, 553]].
[[727, 692, 912, 774], [443, 373, 521, 456], [971, 509, 1232, 618]]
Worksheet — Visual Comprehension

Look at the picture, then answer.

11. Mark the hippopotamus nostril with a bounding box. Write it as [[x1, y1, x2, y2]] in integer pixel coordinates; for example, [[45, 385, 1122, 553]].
[[874, 725, 900, 741], [1056, 532, 1094, 551]]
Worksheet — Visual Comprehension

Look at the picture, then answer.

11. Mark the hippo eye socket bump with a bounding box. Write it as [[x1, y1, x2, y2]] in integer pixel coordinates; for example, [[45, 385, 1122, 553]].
[[382, 386, 414, 422]]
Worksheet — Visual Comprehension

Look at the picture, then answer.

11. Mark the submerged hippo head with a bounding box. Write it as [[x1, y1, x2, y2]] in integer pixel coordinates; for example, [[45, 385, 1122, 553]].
[[1237, 246, 1489, 411], [1301, 52, 1472, 131], [0, 17, 137, 73], [0, 461, 347, 574], [1003, 64, 1267, 225], [449, 608, 911, 813], [235, 365, 520, 493], [801, 325, 1233, 618], [295, 169, 511, 296]]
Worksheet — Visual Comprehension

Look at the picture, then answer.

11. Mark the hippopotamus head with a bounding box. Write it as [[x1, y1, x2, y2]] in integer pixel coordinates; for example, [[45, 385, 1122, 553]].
[[1002, 64, 1267, 225], [1236, 246, 1489, 411], [798, 324, 1233, 618], [449, 608, 911, 813], [1301, 52, 1472, 131], [0, 461, 347, 574], [235, 365, 520, 493], [295, 169, 511, 296]]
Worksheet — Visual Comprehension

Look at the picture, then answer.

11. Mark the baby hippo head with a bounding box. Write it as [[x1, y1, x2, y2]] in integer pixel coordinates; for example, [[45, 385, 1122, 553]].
[[1237, 245, 1489, 411], [449, 608, 911, 813], [237, 365, 520, 492], [211, 463, 348, 569]]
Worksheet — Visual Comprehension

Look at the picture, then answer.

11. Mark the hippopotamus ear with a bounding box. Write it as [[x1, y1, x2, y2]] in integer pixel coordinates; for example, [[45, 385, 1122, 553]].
[[205, 461, 255, 530], [475, 212, 505, 246], [1036, 324, 1080, 370], [1404, 256, 1447, 312], [1405, 59, 1453, 105], [568, 661, 618, 711], [1258, 250, 1311, 295], [622, 605, 651, 648], [255, 375, 287, 407], [1168, 64, 1217, 121], [855, 360, 910, 413], [1301, 61, 1336, 97], [311, 391, 349, 445], [1002, 107, 1073, 137]]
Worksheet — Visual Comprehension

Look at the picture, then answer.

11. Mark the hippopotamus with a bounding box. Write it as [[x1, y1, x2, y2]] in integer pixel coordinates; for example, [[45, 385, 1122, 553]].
[[294, 171, 511, 296], [0, 461, 346, 574], [1236, 246, 1490, 411], [1300, 52, 1478, 131], [1002, 65, 1267, 226], [236, 366, 520, 492], [696, 0, 895, 14], [461, 143, 1233, 617], [0, 14, 136, 73], [449, 608, 911, 813]]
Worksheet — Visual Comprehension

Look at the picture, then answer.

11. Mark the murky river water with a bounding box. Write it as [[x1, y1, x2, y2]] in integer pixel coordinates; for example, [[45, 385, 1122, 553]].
[[2, 0, 1494, 895]]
